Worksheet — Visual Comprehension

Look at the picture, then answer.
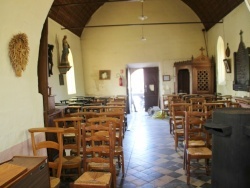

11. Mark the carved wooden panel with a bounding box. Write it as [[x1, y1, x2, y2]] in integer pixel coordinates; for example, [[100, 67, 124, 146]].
[[233, 31, 250, 92], [197, 70, 209, 92]]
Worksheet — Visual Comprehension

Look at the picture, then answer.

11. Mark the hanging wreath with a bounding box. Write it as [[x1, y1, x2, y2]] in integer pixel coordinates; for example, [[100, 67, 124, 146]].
[[9, 33, 30, 77]]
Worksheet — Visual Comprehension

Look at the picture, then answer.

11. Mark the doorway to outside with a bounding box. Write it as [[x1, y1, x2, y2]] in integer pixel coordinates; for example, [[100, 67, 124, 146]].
[[128, 67, 159, 113], [130, 69, 144, 112]]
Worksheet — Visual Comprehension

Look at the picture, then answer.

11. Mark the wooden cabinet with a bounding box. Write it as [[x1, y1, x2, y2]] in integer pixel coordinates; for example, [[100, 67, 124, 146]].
[[0, 156, 50, 188], [174, 49, 215, 94]]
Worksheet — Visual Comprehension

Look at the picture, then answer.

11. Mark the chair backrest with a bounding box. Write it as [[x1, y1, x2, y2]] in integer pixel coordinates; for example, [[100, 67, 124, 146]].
[[64, 106, 82, 116], [229, 102, 241, 108], [200, 94, 216, 102], [168, 98, 184, 117], [82, 106, 105, 112], [103, 105, 125, 113], [82, 118, 116, 172], [28, 127, 64, 178], [106, 101, 125, 107], [221, 95, 232, 101], [189, 97, 206, 112], [70, 111, 97, 123], [95, 112, 124, 146], [182, 94, 199, 103], [184, 111, 208, 148], [171, 103, 190, 118], [171, 103, 190, 129], [53, 117, 83, 155], [203, 102, 225, 119]]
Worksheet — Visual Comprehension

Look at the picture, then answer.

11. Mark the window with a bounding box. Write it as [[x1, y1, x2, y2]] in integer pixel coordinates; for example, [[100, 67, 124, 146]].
[[217, 36, 226, 85], [66, 49, 76, 94]]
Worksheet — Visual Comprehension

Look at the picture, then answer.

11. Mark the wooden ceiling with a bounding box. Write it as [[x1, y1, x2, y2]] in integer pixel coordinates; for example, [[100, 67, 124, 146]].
[[48, 0, 244, 37]]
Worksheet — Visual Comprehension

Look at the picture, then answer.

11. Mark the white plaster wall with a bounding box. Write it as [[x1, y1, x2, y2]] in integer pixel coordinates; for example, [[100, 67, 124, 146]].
[[0, 0, 53, 161], [48, 19, 85, 103], [207, 2, 250, 98], [81, 0, 205, 97]]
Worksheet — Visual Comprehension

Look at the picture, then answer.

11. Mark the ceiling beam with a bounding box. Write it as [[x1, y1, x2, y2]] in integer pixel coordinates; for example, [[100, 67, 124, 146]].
[[61, 21, 223, 30]]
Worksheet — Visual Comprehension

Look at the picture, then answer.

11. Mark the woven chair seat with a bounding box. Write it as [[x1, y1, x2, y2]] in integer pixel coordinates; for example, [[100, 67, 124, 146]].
[[74, 172, 111, 187], [50, 177, 60, 188], [55, 156, 81, 167], [187, 147, 212, 155], [174, 129, 184, 134], [183, 140, 206, 147]]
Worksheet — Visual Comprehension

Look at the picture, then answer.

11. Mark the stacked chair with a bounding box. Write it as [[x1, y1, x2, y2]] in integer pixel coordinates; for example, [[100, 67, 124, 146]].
[[184, 111, 212, 185], [53, 117, 83, 178], [71, 117, 117, 188], [171, 103, 190, 151], [95, 112, 125, 176]]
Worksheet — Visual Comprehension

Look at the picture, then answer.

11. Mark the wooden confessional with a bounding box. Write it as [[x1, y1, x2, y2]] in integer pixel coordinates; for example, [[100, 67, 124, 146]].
[[174, 48, 215, 94]]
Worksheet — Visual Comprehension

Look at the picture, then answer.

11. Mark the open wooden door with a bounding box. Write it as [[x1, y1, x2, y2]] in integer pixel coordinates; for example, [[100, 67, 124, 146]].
[[144, 67, 159, 111]]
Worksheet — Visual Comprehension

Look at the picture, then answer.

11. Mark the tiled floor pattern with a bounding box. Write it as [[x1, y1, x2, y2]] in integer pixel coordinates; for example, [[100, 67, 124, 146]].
[[61, 111, 211, 187], [116, 112, 211, 188]]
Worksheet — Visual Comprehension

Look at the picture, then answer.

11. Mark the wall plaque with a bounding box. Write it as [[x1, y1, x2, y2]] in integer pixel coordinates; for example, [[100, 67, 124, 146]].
[[233, 30, 250, 92]]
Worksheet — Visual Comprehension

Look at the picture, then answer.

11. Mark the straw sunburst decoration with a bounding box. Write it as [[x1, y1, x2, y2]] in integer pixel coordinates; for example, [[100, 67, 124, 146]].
[[9, 33, 30, 77]]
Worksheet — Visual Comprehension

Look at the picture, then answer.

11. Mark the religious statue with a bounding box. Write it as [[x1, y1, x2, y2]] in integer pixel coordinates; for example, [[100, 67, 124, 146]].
[[48, 44, 54, 76], [61, 35, 70, 65]]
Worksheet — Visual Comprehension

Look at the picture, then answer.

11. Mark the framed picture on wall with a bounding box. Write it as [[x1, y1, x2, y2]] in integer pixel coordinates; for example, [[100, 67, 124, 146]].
[[99, 70, 111, 80], [163, 75, 170, 81], [223, 59, 231, 73]]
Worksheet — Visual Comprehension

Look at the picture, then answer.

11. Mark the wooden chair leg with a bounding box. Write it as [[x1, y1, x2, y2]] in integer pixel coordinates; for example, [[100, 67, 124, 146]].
[[183, 150, 186, 170], [187, 157, 190, 185], [205, 159, 210, 175], [174, 133, 178, 151], [120, 155, 125, 176], [112, 167, 116, 188], [169, 118, 172, 134]]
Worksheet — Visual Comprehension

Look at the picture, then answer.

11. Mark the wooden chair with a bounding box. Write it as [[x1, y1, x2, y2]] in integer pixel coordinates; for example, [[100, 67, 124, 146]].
[[95, 112, 125, 176], [203, 102, 225, 120], [202, 102, 225, 149], [184, 111, 212, 185], [72, 118, 116, 188], [53, 117, 83, 178], [189, 97, 206, 112], [70, 111, 97, 123], [168, 97, 184, 134], [221, 95, 232, 101], [200, 94, 216, 102], [104, 105, 127, 133], [229, 101, 241, 108], [171, 103, 190, 151], [64, 106, 82, 116], [182, 94, 199, 103], [161, 94, 169, 118], [69, 112, 97, 156], [28, 127, 64, 188], [82, 106, 105, 113]]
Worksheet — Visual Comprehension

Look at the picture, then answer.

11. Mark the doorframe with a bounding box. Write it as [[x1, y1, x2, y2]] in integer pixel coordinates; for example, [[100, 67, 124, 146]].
[[174, 66, 192, 94], [126, 64, 160, 112]]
